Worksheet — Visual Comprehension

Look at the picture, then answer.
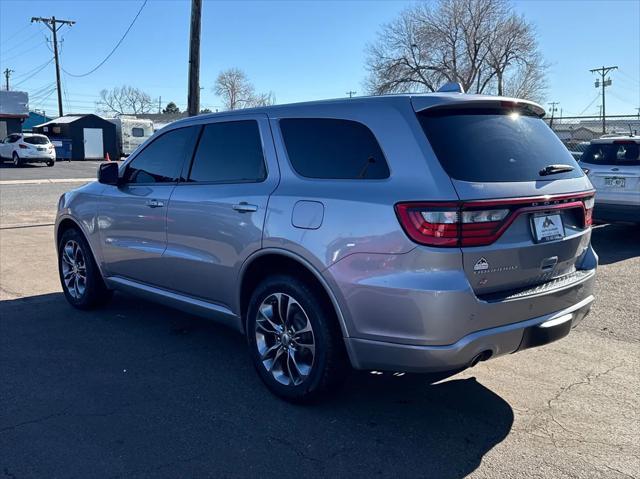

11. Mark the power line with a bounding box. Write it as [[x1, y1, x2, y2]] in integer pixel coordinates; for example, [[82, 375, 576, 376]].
[[577, 94, 600, 117], [12, 58, 54, 88], [61, 0, 148, 78]]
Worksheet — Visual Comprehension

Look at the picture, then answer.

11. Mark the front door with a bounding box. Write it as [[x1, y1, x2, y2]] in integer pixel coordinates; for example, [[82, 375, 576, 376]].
[[83, 128, 104, 159], [98, 125, 199, 288], [164, 115, 279, 309]]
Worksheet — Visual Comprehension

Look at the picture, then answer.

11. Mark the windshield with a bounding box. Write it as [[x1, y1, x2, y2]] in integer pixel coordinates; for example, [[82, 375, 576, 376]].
[[418, 108, 582, 182], [23, 135, 50, 145], [580, 142, 640, 166]]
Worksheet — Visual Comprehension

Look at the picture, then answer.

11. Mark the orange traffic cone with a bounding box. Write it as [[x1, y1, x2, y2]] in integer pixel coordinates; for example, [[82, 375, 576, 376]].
[[105, 152, 111, 162]]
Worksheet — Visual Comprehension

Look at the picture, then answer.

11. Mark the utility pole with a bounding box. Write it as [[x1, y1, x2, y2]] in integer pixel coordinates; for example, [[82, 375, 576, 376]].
[[187, 0, 202, 117], [3, 68, 14, 90], [31, 16, 75, 118], [346, 90, 357, 98], [548, 101, 559, 128], [590, 65, 618, 134]]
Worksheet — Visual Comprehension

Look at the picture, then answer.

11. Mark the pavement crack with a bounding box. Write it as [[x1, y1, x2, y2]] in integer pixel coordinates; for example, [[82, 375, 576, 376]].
[[0, 407, 71, 433]]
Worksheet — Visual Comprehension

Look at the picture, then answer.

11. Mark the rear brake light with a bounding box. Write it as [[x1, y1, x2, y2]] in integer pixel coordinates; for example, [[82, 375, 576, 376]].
[[396, 193, 595, 247], [583, 196, 595, 226], [18, 144, 29, 149]]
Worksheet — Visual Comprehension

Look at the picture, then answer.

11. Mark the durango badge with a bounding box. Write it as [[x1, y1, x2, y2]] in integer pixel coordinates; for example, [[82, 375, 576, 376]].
[[474, 257, 489, 272]]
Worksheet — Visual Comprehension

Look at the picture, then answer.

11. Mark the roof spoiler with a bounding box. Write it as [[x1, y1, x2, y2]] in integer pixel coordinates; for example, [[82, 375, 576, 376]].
[[437, 82, 465, 93]]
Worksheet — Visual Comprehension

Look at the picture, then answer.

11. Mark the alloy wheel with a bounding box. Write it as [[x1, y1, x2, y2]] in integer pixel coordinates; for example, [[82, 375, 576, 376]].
[[255, 293, 316, 386], [60, 240, 87, 299]]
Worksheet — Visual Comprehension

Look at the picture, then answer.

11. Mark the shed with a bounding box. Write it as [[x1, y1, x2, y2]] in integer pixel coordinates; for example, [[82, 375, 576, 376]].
[[33, 114, 117, 160], [23, 111, 52, 131]]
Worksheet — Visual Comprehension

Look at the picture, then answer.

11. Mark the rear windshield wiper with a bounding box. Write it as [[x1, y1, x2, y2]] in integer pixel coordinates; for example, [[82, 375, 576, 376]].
[[539, 164, 575, 176]]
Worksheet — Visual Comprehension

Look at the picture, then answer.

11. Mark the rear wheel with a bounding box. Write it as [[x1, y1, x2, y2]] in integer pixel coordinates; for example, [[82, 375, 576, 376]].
[[46, 159, 54, 167], [246, 275, 348, 402], [12, 152, 21, 167], [58, 227, 112, 309]]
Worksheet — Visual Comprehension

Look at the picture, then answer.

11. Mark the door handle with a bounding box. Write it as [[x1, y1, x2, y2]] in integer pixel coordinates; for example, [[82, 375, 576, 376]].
[[232, 202, 258, 213], [145, 199, 164, 208]]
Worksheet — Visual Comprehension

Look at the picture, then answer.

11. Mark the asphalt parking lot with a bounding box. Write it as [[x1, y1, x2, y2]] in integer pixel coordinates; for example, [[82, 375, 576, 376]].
[[0, 163, 638, 478]]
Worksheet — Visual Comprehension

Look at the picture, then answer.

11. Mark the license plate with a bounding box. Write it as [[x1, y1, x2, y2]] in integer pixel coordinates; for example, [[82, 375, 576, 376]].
[[37, 147, 46, 151], [531, 214, 564, 243], [604, 177, 626, 188]]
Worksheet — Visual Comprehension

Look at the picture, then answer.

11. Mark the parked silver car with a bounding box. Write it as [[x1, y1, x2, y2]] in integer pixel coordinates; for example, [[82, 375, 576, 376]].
[[579, 136, 639, 224], [55, 93, 597, 401]]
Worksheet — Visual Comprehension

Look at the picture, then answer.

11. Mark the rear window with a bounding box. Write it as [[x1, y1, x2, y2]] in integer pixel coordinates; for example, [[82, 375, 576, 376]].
[[418, 108, 583, 182], [23, 135, 49, 145], [188, 120, 266, 183], [279, 118, 390, 179], [580, 142, 640, 166]]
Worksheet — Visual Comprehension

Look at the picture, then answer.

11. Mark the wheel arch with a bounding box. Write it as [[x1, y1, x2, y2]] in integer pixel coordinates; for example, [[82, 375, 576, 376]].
[[238, 249, 349, 338], [56, 216, 107, 280]]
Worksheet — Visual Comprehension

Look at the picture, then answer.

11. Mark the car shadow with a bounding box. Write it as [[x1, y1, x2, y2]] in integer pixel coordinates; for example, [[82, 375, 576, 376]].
[[591, 223, 640, 265], [0, 292, 513, 478]]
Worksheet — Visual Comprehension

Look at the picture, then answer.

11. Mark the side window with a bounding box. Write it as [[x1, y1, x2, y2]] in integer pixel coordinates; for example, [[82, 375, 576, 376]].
[[279, 118, 390, 179], [131, 127, 145, 138], [188, 120, 266, 183], [8, 135, 20, 143], [123, 126, 198, 184]]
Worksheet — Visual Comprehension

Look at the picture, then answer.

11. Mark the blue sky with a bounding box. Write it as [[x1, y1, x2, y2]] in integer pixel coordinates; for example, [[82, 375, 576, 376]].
[[1, 0, 638, 117]]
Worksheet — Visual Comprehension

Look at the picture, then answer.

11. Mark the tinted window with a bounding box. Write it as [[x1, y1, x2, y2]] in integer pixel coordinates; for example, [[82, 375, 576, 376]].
[[7, 135, 20, 143], [580, 142, 639, 166], [418, 108, 583, 182], [188, 120, 266, 183], [23, 135, 49, 145], [131, 127, 145, 138], [123, 126, 198, 184], [279, 118, 389, 179]]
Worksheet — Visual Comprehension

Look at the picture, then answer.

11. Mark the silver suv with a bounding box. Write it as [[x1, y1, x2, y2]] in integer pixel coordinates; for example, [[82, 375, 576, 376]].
[[55, 93, 597, 401]]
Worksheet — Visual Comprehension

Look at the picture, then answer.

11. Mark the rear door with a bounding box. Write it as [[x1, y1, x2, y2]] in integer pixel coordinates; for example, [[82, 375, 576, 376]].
[[98, 125, 199, 288], [581, 140, 640, 206], [416, 102, 594, 296], [164, 114, 278, 308]]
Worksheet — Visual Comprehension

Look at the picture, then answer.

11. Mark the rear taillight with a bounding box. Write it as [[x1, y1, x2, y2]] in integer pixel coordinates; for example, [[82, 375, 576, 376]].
[[18, 144, 29, 149], [583, 196, 595, 226], [396, 193, 595, 247]]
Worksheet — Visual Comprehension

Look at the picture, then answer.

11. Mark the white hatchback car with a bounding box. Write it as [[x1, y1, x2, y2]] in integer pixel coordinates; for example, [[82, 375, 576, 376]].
[[0, 133, 56, 167], [580, 136, 640, 224]]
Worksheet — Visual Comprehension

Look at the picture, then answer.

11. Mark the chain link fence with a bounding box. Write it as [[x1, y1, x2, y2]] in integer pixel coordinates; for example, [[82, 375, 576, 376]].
[[544, 115, 639, 155]]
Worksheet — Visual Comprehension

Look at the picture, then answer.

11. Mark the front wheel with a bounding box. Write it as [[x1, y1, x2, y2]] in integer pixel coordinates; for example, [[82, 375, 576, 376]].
[[58, 228, 112, 309], [246, 275, 348, 402]]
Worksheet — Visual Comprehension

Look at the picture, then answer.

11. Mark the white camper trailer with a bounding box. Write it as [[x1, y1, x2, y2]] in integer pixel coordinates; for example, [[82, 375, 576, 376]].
[[107, 117, 154, 157]]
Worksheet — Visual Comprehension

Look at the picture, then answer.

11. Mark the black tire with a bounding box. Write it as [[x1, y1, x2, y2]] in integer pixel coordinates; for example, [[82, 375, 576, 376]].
[[12, 152, 22, 167], [46, 159, 55, 167], [58, 227, 113, 310], [246, 274, 348, 402]]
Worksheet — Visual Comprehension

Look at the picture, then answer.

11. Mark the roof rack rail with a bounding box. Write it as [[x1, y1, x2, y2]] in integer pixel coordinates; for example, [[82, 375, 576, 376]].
[[437, 82, 465, 93]]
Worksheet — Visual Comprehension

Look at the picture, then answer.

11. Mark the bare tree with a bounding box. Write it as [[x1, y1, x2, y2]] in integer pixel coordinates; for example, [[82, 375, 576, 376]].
[[98, 85, 155, 115], [365, 0, 546, 101], [214, 68, 275, 110]]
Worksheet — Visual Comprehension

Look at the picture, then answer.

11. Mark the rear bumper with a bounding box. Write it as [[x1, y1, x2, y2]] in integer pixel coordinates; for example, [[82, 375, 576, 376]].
[[594, 203, 640, 223], [345, 294, 593, 373]]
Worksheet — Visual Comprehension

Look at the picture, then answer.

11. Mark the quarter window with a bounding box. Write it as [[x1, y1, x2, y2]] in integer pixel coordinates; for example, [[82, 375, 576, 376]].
[[279, 118, 390, 179], [188, 120, 266, 183], [123, 126, 198, 184]]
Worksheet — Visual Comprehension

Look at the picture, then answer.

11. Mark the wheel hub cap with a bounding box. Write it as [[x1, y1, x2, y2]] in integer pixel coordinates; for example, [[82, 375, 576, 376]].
[[254, 293, 316, 386], [60, 239, 87, 299]]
